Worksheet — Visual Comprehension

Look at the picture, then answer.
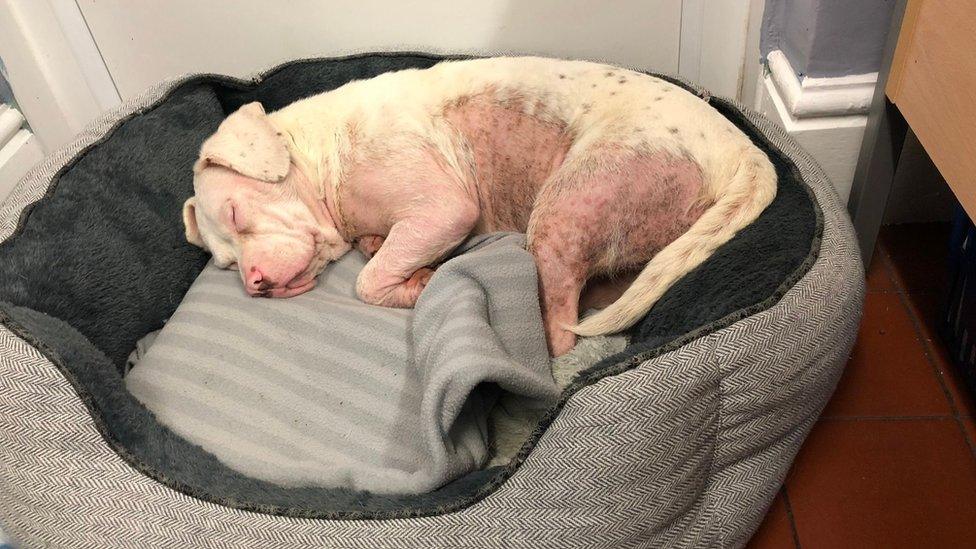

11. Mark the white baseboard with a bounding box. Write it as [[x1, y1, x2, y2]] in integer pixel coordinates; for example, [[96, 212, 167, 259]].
[[757, 74, 867, 203], [766, 50, 876, 119]]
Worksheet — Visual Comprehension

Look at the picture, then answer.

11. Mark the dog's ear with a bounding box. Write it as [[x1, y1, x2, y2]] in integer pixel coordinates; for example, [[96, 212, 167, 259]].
[[193, 102, 290, 182], [182, 197, 205, 248]]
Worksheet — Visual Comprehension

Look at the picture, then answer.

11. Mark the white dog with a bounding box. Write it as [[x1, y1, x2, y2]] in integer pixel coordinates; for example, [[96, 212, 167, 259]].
[[183, 57, 777, 356]]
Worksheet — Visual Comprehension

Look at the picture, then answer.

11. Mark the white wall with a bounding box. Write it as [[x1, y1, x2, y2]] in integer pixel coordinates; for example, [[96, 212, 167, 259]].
[[0, 0, 762, 200], [77, 0, 684, 99]]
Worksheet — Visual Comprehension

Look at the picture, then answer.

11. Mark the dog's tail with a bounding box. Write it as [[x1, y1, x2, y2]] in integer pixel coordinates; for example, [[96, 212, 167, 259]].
[[570, 146, 777, 337]]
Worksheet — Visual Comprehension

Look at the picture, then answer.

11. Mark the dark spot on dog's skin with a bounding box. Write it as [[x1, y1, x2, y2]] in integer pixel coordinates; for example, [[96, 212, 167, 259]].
[[662, 87, 672, 93], [610, 91, 617, 96], [668, 127, 679, 135], [653, 96, 663, 102], [591, 83, 597, 88], [558, 74, 566, 79], [582, 103, 592, 114], [605, 71, 615, 77], [699, 131, 706, 139], [240, 152, 246, 157], [250, 266, 258, 273], [618, 77, 627, 84]]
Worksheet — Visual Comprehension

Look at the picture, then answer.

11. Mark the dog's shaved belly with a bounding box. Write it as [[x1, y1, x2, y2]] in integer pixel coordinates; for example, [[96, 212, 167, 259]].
[[443, 96, 572, 232]]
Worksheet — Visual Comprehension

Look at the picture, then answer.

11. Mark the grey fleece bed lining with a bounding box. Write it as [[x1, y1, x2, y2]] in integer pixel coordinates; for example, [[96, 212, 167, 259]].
[[0, 53, 821, 519], [125, 233, 564, 495]]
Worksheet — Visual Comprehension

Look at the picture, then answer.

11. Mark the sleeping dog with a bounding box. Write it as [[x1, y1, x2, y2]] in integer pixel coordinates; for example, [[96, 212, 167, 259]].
[[182, 57, 777, 356]]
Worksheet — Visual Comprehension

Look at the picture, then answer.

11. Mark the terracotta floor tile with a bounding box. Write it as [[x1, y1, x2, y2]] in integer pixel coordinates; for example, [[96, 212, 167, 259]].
[[880, 222, 976, 418], [821, 292, 952, 418], [961, 419, 976, 458], [938, 353, 976, 419], [787, 418, 976, 548], [865, 248, 896, 293], [903, 291, 976, 418], [900, 290, 949, 358], [745, 490, 797, 549], [928, 341, 976, 419], [879, 223, 951, 294]]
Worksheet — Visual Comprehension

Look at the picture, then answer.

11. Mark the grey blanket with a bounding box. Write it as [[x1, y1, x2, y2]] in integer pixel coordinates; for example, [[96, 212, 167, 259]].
[[126, 233, 560, 494]]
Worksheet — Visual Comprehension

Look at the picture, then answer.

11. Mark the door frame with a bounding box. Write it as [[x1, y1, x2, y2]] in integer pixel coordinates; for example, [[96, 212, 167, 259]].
[[678, 0, 759, 102], [0, 0, 120, 153]]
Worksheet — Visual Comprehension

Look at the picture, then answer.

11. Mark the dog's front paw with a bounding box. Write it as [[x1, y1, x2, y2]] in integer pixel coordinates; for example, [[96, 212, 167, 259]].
[[356, 267, 435, 308]]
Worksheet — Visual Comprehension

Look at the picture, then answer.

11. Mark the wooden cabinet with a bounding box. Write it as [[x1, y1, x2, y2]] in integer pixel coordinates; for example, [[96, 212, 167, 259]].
[[886, 0, 976, 221]]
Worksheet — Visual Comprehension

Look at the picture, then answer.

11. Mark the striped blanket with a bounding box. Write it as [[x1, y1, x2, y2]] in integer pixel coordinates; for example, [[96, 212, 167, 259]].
[[126, 233, 560, 494]]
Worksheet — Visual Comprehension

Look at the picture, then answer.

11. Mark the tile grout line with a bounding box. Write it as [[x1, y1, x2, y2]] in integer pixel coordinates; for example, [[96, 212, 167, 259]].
[[820, 414, 955, 422], [781, 486, 803, 549], [878, 243, 976, 461]]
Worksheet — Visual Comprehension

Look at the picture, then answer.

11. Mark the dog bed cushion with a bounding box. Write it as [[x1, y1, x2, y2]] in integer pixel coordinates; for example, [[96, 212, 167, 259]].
[[0, 53, 863, 548], [126, 233, 560, 494]]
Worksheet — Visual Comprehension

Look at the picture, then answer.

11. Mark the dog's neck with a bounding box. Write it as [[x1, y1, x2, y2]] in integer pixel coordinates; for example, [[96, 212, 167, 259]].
[[271, 105, 360, 242], [286, 161, 350, 243], [275, 133, 351, 243], [319, 175, 350, 242]]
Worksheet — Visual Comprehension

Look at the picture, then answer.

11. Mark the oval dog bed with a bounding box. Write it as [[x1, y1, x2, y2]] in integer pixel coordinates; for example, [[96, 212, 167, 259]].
[[0, 53, 864, 548]]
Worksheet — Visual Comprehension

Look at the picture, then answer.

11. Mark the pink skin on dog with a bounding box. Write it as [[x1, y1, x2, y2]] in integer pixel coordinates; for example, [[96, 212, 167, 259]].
[[183, 58, 777, 356]]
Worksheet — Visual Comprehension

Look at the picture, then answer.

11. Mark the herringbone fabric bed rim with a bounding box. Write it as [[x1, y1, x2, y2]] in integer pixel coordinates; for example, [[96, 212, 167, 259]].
[[0, 52, 862, 548]]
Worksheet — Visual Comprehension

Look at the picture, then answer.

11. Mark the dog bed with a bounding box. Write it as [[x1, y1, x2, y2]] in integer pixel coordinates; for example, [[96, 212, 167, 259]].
[[0, 53, 864, 548]]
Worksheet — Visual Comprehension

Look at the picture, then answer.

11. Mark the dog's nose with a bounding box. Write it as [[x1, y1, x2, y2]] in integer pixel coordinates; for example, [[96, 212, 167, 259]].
[[246, 266, 265, 290]]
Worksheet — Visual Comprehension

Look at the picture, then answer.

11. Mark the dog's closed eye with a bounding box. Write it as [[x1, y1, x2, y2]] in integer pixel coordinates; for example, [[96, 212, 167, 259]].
[[225, 201, 246, 233]]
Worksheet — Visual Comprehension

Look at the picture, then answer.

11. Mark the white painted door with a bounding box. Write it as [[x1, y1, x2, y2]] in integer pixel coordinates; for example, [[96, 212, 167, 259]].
[[77, 0, 686, 99]]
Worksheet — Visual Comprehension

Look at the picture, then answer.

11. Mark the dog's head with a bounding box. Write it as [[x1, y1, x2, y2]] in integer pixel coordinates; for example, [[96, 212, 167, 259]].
[[183, 102, 350, 298]]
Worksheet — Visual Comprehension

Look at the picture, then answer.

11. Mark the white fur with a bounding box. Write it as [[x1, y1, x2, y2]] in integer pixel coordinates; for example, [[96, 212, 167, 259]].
[[195, 102, 291, 182]]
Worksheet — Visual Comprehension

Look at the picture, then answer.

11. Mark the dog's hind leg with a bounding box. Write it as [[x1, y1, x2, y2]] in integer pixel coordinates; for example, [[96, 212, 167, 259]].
[[527, 148, 709, 352], [527, 204, 591, 356], [530, 236, 587, 358]]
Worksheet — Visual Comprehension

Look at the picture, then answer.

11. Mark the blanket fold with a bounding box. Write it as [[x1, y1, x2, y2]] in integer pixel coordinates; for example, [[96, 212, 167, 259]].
[[126, 232, 559, 494]]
